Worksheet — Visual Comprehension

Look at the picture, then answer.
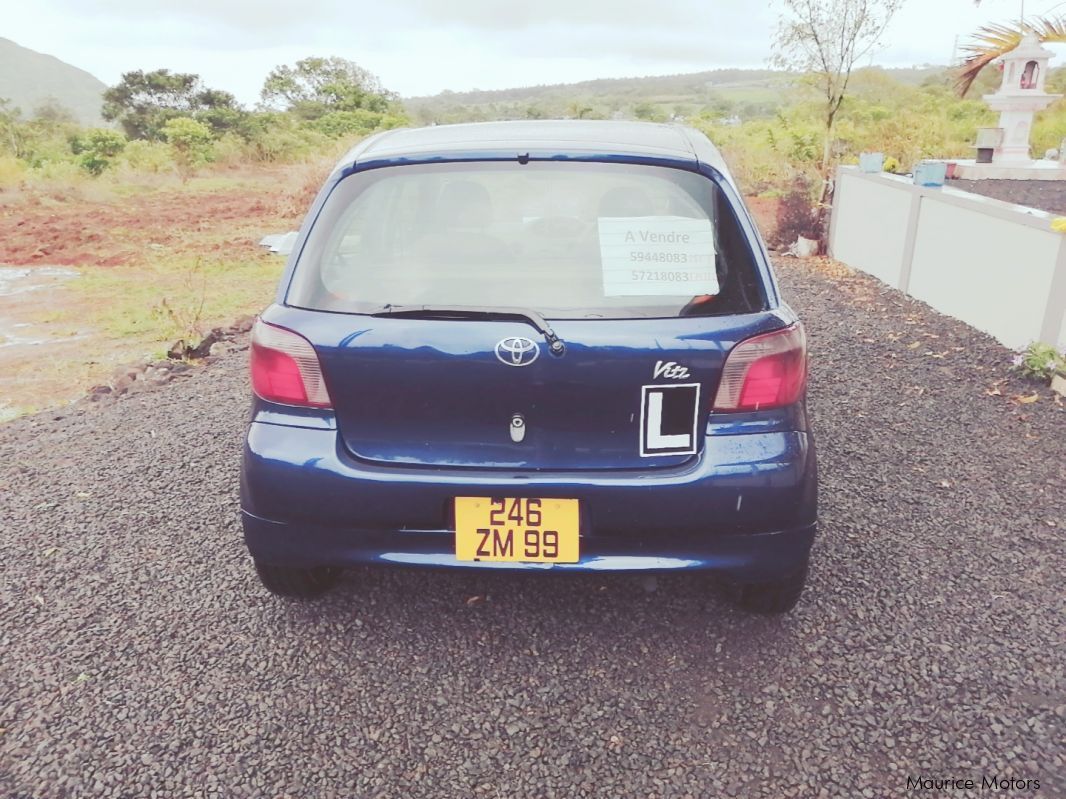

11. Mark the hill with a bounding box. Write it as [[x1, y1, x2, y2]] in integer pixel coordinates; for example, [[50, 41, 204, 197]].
[[405, 68, 789, 124], [0, 38, 106, 124], [404, 65, 950, 125]]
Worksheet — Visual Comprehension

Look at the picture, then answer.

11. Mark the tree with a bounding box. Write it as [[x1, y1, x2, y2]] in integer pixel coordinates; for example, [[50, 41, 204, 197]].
[[634, 102, 666, 122], [566, 102, 598, 119], [0, 99, 25, 157], [102, 70, 243, 140], [31, 99, 76, 125], [161, 117, 213, 180], [193, 88, 248, 136], [772, 0, 904, 194], [260, 57, 393, 120]]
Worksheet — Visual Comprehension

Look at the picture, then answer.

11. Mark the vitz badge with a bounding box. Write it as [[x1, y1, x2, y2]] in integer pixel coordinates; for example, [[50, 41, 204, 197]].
[[653, 360, 690, 380]]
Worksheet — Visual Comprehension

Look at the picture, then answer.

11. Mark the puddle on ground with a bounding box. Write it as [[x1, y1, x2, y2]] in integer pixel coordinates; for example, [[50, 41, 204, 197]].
[[0, 266, 80, 347], [0, 265, 79, 294], [0, 265, 87, 419]]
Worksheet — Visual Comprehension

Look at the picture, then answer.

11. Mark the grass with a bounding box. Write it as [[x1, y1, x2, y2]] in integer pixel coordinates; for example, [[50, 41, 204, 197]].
[[0, 403, 34, 423], [26, 309, 65, 324], [75, 253, 285, 344]]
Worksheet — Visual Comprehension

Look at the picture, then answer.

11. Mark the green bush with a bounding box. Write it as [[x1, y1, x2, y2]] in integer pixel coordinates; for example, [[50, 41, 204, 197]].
[[121, 139, 173, 173], [210, 131, 253, 166], [0, 154, 26, 187], [692, 118, 817, 194], [161, 117, 214, 179], [311, 109, 385, 138], [30, 159, 85, 184], [71, 128, 127, 175], [633, 102, 666, 123], [239, 113, 332, 162]]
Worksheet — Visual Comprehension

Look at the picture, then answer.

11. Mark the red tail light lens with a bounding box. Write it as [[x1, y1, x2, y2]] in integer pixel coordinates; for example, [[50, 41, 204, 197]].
[[250, 320, 332, 408], [713, 324, 807, 412]]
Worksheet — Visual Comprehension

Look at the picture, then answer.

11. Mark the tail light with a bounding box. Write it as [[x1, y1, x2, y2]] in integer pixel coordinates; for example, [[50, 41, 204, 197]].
[[250, 320, 332, 408], [713, 324, 807, 412]]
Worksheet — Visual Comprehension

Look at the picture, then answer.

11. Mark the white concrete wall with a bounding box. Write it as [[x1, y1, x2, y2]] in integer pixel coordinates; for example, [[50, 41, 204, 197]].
[[830, 172, 913, 288], [829, 167, 1066, 350], [908, 198, 1060, 350]]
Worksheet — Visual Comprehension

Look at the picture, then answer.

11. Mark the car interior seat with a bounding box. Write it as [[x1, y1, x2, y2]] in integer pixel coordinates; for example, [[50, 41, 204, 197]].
[[414, 180, 512, 265], [597, 185, 655, 218]]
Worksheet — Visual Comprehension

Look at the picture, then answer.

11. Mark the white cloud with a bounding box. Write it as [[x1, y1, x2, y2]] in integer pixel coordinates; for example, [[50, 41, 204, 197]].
[[2, 0, 1054, 101]]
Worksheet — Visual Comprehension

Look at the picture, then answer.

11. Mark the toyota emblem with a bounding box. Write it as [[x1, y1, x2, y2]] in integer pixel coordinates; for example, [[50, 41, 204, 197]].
[[495, 336, 540, 367]]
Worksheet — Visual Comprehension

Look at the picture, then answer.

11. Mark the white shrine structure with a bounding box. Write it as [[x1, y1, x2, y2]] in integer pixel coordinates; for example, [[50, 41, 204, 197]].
[[954, 32, 1066, 180]]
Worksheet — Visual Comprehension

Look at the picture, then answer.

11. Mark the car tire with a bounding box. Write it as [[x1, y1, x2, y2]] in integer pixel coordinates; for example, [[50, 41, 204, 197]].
[[737, 563, 808, 615], [253, 561, 340, 598]]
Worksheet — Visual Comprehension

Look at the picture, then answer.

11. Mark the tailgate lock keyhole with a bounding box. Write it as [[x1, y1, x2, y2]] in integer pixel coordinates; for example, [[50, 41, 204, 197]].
[[510, 413, 526, 443]]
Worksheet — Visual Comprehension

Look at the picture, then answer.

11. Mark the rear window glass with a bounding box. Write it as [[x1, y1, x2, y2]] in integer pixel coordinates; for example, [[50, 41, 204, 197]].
[[287, 161, 767, 319]]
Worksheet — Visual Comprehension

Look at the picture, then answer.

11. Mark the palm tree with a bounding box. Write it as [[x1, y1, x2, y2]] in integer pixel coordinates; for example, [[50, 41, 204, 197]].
[[956, 16, 1066, 95]]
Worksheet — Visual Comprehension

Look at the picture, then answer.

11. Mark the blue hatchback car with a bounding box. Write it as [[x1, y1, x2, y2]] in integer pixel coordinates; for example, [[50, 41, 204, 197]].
[[241, 120, 817, 613]]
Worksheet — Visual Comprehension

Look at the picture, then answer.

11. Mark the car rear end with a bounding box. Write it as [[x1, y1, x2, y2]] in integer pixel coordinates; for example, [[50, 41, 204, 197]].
[[240, 123, 817, 612]]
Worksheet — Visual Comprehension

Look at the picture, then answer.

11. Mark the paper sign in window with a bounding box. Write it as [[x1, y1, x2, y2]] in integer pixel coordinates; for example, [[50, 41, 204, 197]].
[[598, 216, 718, 297]]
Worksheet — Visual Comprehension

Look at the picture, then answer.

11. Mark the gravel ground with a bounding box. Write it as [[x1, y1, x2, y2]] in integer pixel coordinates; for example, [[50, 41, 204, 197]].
[[1, 257, 1063, 798], [949, 178, 1066, 216]]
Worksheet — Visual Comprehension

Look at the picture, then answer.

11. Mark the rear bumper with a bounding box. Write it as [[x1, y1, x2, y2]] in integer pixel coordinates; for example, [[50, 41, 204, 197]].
[[241, 421, 817, 580], [243, 510, 815, 579]]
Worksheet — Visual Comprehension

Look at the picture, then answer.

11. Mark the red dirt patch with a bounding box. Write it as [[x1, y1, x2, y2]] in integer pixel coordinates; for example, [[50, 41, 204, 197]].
[[0, 169, 311, 268], [744, 195, 780, 242]]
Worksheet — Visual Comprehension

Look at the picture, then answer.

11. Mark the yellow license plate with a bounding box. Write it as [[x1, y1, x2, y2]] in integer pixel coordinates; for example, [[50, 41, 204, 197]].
[[455, 497, 579, 563]]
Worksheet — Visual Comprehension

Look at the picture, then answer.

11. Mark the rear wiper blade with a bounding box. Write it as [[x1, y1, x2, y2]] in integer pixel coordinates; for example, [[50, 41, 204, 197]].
[[370, 304, 565, 354]]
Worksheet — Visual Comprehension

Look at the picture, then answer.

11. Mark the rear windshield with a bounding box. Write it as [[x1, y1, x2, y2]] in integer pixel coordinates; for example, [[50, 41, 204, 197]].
[[287, 161, 768, 319]]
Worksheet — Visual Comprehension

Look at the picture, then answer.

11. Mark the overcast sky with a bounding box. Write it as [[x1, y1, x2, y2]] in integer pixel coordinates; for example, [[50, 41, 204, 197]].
[[2, 0, 1048, 101]]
